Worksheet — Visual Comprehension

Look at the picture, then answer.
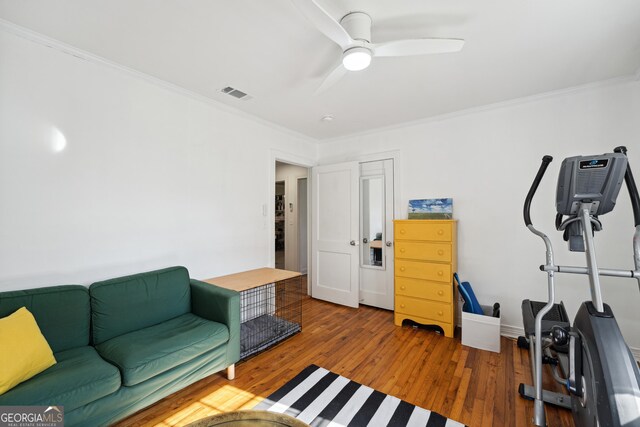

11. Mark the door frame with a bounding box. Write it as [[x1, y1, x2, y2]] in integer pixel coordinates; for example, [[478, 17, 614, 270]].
[[269, 150, 314, 292], [297, 176, 309, 275], [268, 150, 399, 297]]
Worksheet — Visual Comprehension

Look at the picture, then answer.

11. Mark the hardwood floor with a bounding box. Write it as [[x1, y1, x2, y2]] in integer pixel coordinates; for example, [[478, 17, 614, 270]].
[[115, 297, 574, 427]]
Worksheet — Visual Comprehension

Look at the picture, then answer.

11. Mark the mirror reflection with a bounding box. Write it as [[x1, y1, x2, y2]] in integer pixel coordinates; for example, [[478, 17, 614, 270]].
[[361, 175, 384, 268]]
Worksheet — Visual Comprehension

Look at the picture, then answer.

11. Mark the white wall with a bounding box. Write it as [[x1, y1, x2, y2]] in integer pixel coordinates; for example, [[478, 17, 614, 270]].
[[0, 29, 316, 290], [275, 162, 308, 271], [2, 23, 638, 353], [318, 78, 640, 350]]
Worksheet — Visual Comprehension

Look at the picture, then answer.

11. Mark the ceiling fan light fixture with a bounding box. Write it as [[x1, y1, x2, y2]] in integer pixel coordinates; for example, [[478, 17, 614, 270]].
[[342, 47, 372, 71]]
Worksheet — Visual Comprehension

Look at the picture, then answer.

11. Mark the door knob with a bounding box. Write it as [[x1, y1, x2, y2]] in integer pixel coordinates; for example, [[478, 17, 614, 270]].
[[350, 240, 358, 246], [385, 241, 392, 247], [363, 238, 368, 243]]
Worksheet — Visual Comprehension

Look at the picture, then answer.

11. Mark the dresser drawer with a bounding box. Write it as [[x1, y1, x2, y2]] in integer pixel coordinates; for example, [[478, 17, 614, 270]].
[[395, 242, 452, 263], [395, 260, 451, 282], [395, 222, 452, 242], [395, 277, 452, 303], [395, 296, 452, 323]]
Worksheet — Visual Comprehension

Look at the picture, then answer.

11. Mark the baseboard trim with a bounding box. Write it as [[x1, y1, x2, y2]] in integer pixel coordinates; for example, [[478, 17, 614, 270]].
[[499, 323, 640, 362], [500, 323, 524, 339]]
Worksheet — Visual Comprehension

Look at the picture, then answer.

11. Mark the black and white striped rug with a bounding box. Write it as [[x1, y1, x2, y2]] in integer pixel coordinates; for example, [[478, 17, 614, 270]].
[[254, 364, 467, 427]]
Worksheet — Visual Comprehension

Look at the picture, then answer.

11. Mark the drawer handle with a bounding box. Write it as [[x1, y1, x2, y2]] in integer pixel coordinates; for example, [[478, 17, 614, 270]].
[[400, 286, 406, 290], [437, 229, 444, 235], [400, 229, 406, 234], [437, 249, 444, 256], [400, 304, 406, 309], [437, 270, 443, 276], [400, 248, 406, 253], [437, 290, 444, 296], [438, 311, 443, 316], [400, 267, 406, 272]]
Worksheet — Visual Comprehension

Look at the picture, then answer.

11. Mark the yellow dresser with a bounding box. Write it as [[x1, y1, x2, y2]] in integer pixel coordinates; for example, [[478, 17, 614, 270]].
[[394, 219, 457, 337]]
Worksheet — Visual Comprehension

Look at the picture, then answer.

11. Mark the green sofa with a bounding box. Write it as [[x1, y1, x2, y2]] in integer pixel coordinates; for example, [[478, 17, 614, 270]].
[[0, 266, 240, 426]]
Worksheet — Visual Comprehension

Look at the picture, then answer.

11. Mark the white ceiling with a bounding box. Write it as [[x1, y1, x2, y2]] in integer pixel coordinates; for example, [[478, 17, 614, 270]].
[[1, 0, 640, 140]]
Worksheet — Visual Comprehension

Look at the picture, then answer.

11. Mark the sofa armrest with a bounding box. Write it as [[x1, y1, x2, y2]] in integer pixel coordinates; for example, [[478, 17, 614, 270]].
[[190, 279, 240, 366]]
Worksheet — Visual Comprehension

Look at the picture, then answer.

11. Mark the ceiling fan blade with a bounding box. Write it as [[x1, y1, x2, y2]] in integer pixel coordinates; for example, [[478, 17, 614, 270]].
[[315, 63, 347, 95], [373, 38, 464, 57], [290, 0, 353, 49]]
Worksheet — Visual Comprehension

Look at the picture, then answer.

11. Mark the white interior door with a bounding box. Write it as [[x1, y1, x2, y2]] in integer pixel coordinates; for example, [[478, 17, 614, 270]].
[[359, 159, 394, 309], [311, 162, 359, 308]]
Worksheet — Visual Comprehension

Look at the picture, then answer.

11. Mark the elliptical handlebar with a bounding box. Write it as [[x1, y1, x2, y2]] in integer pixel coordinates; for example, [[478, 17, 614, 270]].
[[614, 146, 640, 227], [524, 155, 553, 227]]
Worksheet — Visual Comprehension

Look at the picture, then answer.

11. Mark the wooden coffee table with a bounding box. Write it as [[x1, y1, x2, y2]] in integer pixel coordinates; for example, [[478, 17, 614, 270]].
[[185, 410, 309, 427]]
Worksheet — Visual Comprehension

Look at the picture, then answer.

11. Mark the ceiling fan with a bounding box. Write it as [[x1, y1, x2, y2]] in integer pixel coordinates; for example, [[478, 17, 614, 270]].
[[291, 0, 465, 94]]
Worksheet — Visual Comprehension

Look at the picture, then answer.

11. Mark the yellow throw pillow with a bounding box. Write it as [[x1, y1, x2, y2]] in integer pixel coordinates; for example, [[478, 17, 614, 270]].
[[0, 307, 57, 395]]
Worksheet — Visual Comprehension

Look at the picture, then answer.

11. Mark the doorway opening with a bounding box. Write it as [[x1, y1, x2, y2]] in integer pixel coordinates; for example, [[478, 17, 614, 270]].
[[275, 161, 309, 273], [298, 177, 308, 274], [275, 180, 286, 269]]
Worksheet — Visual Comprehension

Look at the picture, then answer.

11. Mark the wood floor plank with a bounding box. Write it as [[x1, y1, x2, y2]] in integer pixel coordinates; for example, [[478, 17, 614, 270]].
[[449, 367, 473, 422], [114, 296, 575, 427]]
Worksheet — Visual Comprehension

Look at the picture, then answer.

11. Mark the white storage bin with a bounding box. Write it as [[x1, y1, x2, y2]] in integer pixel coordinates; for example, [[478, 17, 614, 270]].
[[461, 304, 501, 353]]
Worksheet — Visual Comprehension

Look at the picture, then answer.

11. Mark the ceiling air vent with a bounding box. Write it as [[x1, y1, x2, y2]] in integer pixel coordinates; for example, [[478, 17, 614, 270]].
[[221, 86, 252, 100]]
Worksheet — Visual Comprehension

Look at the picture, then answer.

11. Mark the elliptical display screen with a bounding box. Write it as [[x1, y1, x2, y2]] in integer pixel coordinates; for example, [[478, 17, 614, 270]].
[[579, 159, 609, 170], [556, 153, 627, 216]]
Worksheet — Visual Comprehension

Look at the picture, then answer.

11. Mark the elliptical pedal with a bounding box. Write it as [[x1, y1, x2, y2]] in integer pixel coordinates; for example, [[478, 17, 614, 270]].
[[519, 299, 573, 413], [521, 299, 570, 338]]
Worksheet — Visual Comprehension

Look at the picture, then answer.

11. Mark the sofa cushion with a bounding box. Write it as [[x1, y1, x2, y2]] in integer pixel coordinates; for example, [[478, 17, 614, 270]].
[[90, 266, 191, 345], [0, 285, 90, 353], [0, 346, 120, 412], [95, 313, 229, 386]]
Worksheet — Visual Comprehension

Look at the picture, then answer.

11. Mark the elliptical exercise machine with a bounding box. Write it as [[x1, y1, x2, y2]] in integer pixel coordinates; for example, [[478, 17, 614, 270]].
[[520, 146, 640, 426]]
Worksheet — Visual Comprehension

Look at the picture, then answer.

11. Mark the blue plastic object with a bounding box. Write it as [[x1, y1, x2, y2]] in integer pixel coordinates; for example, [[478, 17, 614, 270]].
[[453, 273, 484, 315]]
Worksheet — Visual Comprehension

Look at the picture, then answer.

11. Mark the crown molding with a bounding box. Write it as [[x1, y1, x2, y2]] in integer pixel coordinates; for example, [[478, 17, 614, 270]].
[[0, 18, 318, 145], [2, 18, 638, 148], [321, 74, 638, 144]]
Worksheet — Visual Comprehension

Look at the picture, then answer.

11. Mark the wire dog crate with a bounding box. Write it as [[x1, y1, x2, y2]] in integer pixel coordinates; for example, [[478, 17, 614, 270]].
[[205, 268, 304, 360], [239, 276, 303, 359]]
